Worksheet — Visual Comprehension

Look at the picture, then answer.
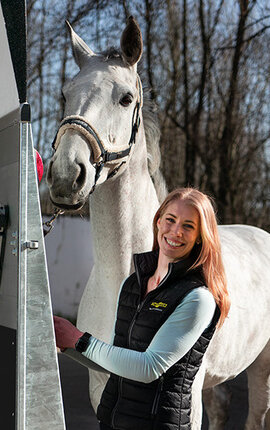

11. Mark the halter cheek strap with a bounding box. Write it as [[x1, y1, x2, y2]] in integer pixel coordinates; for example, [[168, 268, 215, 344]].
[[51, 75, 143, 193]]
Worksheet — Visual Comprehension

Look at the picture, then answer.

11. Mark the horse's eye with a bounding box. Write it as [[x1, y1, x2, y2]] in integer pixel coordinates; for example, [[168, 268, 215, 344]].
[[120, 94, 133, 107]]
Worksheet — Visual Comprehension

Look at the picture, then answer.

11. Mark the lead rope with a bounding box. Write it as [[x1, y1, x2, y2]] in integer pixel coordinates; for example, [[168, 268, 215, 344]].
[[43, 208, 65, 236]]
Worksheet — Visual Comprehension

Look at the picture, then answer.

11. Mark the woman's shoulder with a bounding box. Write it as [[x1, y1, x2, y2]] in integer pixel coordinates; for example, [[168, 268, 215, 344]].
[[183, 286, 215, 304], [179, 287, 216, 316], [167, 287, 216, 331]]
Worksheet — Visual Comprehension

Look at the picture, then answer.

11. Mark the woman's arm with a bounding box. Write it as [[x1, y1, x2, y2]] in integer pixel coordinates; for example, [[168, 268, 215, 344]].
[[81, 287, 216, 383]]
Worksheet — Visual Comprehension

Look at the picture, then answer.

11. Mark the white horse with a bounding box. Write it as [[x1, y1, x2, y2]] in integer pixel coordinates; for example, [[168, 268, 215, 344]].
[[47, 17, 270, 429]]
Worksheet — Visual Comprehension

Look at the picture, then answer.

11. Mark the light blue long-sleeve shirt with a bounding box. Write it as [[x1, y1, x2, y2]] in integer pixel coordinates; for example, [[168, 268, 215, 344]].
[[82, 287, 216, 383]]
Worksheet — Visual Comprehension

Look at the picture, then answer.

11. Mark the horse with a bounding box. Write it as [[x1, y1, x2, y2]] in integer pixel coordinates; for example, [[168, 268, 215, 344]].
[[46, 17, 270, 429]]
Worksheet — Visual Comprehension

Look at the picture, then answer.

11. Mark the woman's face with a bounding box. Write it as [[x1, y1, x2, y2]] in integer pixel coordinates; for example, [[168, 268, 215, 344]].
[[157, 199, 200, 263]]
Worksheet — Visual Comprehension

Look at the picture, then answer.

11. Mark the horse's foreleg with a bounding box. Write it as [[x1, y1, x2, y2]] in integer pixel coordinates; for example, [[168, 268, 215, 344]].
[[88, 369, 109, 413], [245, 340, 270, 430], [191, 364, 206, 429], [202, 384, 231, 430]]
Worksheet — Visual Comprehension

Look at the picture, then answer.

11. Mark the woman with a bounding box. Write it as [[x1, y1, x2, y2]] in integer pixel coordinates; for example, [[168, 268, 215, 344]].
[[54, 187, 230, 430]]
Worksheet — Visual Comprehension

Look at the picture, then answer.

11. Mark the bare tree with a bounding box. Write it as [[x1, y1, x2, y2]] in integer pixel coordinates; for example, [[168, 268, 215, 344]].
[[27, 0, 270, 229]]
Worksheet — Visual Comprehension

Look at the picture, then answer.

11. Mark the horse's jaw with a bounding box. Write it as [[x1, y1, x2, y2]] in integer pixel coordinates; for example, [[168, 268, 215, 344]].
[[49, 197, 85, 212]]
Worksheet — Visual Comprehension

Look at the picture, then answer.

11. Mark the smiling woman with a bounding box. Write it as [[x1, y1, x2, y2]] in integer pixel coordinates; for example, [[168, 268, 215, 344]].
[[54, 187, 230, 430], [152, 187, 230, 328]]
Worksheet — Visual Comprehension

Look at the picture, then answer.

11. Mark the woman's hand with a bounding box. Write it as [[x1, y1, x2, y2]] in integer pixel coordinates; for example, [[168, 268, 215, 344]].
[[53, 315, 83, 351]]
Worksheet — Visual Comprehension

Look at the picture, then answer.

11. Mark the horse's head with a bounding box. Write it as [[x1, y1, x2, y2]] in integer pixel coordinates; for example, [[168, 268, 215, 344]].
[[47, 16, 143, 210]]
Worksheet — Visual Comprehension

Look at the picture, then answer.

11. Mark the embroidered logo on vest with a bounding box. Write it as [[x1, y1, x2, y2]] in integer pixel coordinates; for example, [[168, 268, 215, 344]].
[[149, 301, 168, 311]]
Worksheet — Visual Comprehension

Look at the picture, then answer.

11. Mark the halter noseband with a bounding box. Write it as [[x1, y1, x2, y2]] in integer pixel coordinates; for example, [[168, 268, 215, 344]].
[[52, 75, 143, 194]]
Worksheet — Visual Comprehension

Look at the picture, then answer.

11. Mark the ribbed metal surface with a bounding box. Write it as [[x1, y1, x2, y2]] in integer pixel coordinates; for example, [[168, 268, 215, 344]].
[[17, 114, 66, 430]]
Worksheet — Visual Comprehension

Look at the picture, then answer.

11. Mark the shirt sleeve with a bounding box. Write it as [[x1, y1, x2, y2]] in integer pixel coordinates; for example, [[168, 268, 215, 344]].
[[82, 287, 216, 383]]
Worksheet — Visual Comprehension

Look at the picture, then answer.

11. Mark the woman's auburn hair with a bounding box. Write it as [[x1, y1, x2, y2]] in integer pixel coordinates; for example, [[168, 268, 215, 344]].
[[152, 187, 230, 328]]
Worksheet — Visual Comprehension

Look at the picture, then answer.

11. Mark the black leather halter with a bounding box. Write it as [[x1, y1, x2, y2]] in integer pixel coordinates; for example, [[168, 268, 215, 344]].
[[52, 76, 142, 195]]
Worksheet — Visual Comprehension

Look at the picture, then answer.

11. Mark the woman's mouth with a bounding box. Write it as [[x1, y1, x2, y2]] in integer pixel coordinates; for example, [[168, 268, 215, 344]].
[[165, 237, 184, 248]]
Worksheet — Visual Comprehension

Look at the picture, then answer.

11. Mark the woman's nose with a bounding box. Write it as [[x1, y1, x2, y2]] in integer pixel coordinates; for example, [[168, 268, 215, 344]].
[[174, 224, 183, 236]]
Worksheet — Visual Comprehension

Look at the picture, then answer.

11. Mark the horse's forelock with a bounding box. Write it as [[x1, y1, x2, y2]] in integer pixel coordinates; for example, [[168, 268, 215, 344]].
[[100, 47, 123, 61]]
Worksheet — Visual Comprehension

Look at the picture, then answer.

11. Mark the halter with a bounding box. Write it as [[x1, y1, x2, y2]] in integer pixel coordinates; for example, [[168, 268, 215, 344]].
[[52, 75, 143, 195]]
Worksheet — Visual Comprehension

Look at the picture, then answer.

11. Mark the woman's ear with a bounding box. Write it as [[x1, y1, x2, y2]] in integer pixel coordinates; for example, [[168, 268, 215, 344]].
[[157, 218, 161, 229]]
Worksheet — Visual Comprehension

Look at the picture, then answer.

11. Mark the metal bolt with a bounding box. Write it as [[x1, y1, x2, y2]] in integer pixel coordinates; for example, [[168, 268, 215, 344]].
[[23, 240, 39, 250]]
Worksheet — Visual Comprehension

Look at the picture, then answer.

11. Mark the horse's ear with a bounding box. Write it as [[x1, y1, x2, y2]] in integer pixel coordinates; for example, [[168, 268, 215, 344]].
[[66, 21, 95, 68], [120, 16, 143, 67]]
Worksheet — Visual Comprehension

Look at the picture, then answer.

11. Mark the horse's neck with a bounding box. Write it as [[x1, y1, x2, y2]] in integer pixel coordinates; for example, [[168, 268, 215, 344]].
[[89, 125, 159, 284]]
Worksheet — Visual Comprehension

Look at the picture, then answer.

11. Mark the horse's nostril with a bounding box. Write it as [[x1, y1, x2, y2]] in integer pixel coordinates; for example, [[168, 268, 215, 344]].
[[74, 163, 86, 189], [46, 160, 53, 185]]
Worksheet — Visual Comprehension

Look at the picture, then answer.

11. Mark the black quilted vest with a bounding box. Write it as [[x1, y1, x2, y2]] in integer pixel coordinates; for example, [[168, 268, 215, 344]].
[[97, 249, 220, 430]]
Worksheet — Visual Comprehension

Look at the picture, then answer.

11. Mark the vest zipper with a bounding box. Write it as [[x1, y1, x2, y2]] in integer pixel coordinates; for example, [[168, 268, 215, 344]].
[[151, 376, 164, 418], [128, 302, 143, 347], [111, 376, 123, 429], [128, 263, 173, 346]]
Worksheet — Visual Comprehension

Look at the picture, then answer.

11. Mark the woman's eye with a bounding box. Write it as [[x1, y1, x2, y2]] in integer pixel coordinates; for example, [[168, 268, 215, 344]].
[[120, 94, 133, 107], [166, 218, 175, 223], [184, 224, 193, 229]]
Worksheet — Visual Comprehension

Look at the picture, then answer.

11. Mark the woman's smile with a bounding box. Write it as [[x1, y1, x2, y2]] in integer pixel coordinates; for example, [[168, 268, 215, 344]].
[[164, 237, 184, 248]]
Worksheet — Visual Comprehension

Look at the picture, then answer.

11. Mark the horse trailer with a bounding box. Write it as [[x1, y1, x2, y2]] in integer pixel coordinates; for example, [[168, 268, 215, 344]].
[[0, 1, 66, 428]]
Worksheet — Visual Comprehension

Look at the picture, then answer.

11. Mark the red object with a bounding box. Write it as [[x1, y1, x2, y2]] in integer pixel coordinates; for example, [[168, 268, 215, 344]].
[[35, 150, 44, 182]]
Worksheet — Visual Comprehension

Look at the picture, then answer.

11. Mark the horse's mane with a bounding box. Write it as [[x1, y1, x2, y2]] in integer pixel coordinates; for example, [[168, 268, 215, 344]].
[[142, 89, 167, 202], [100, 48, 167, 202]]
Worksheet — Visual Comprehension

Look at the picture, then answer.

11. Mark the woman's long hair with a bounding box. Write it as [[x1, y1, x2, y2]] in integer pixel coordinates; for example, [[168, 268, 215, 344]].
[[152, 188, 230, 328]]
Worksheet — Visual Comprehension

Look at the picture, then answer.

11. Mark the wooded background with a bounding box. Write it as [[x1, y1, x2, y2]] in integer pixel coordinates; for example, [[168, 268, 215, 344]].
[[27, 0, 270, 229]]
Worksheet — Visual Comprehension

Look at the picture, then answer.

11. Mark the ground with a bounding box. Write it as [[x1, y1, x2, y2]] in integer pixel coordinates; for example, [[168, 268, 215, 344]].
[[58, 354, 248, 429]]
